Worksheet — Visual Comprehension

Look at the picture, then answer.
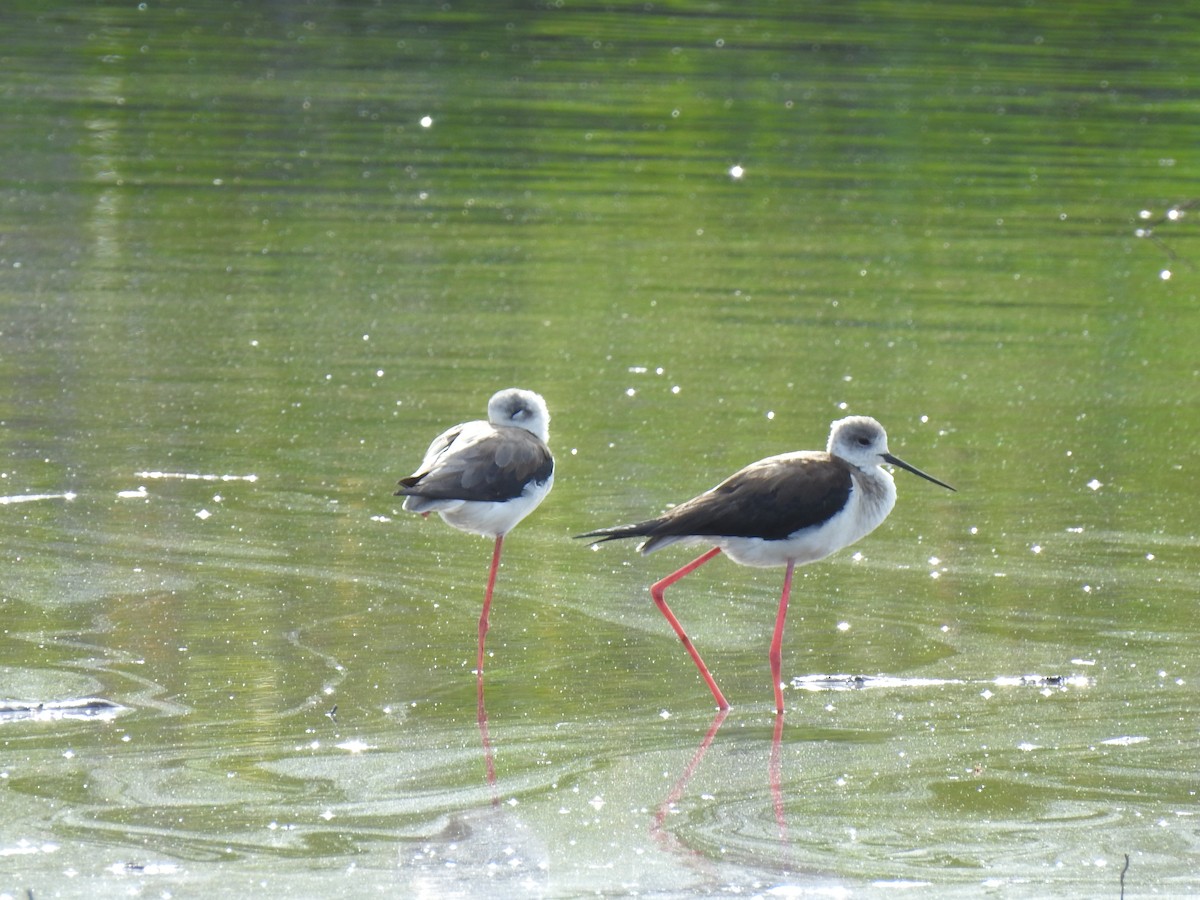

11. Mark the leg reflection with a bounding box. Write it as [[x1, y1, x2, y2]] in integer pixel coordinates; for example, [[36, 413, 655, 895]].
[[477, 671, 498, 805], [653, 710, 791, 858], [652, 709, 729, 848], [770, 712, 787, 840]]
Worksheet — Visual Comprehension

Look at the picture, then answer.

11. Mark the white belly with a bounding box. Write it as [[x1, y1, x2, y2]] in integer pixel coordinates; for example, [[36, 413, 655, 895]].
[[719, 471, 896, 567], [420, 473, 554, 538]]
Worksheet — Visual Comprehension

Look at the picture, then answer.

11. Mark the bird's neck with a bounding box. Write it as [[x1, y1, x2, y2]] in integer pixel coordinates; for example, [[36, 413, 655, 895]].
[[854, 466, 898, 527]]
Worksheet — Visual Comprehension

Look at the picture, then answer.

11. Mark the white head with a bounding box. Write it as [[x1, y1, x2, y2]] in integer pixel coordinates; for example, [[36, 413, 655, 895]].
[[828, 415, 955, 490], [828, 416, 890, 468], [487, 388, 551, 443]]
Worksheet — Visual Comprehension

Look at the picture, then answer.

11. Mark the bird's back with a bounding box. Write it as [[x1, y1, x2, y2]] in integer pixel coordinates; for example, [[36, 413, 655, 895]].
[[398, 423, 553, 507]]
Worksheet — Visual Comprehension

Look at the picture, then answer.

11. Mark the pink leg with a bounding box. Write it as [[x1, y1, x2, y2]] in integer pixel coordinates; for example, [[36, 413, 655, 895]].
[[768, 560, 796, 714], [650, 547, 730, 710], [477, 534, 505, 675]]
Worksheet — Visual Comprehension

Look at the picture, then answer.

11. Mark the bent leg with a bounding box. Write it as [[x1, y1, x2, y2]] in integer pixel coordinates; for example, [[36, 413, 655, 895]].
[[650, 547, 729, 710]]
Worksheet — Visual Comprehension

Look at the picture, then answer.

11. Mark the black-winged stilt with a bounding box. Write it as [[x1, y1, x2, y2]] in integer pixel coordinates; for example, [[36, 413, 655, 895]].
[[396, 388, 554, 677], [579, 415, 953, 713]]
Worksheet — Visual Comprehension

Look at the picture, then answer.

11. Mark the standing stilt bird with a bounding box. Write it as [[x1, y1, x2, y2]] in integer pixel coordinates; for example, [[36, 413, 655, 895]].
[[396, 388, 554, 676], [578, 415, 953, 713]]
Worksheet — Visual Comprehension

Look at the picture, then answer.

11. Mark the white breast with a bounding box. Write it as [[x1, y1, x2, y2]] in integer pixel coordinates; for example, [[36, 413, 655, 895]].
[[435, 471, 555, 538]]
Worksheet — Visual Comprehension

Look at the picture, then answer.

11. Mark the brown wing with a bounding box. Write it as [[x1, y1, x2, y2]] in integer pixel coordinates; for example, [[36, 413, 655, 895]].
[[580, 452, 853, 546], [397, 428, 553, 503]]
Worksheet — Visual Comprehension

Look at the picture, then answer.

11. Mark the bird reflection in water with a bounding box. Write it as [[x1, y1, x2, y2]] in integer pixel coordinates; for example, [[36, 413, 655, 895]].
[[477, 673, 498, 803], [652, 710, 790, 861]]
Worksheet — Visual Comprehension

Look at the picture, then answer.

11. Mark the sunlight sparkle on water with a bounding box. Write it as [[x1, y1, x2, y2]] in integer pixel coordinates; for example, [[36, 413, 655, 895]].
[[136, 471, 258, 482], [1100, 735, 1149, 747], [0, 491, 78, 505], [0, 840, 60, 858]]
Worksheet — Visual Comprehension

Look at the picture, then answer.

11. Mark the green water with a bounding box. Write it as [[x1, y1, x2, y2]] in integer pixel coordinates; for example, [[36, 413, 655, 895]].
[[3, 1, 1198, 896]]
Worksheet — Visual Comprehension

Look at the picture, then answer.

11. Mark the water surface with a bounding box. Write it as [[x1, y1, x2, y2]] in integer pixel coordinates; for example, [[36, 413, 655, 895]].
[[2, 1, 1198, 896]]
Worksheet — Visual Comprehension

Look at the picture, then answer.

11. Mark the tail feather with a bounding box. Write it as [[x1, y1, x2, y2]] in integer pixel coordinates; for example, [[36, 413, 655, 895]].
[[576, 519, 696, 555], [574, 522, 652, 544]]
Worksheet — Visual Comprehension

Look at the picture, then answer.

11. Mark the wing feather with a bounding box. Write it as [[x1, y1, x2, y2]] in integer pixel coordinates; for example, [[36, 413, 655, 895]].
[[398, 427, 553, 503], [579, 452, 853, 548]]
